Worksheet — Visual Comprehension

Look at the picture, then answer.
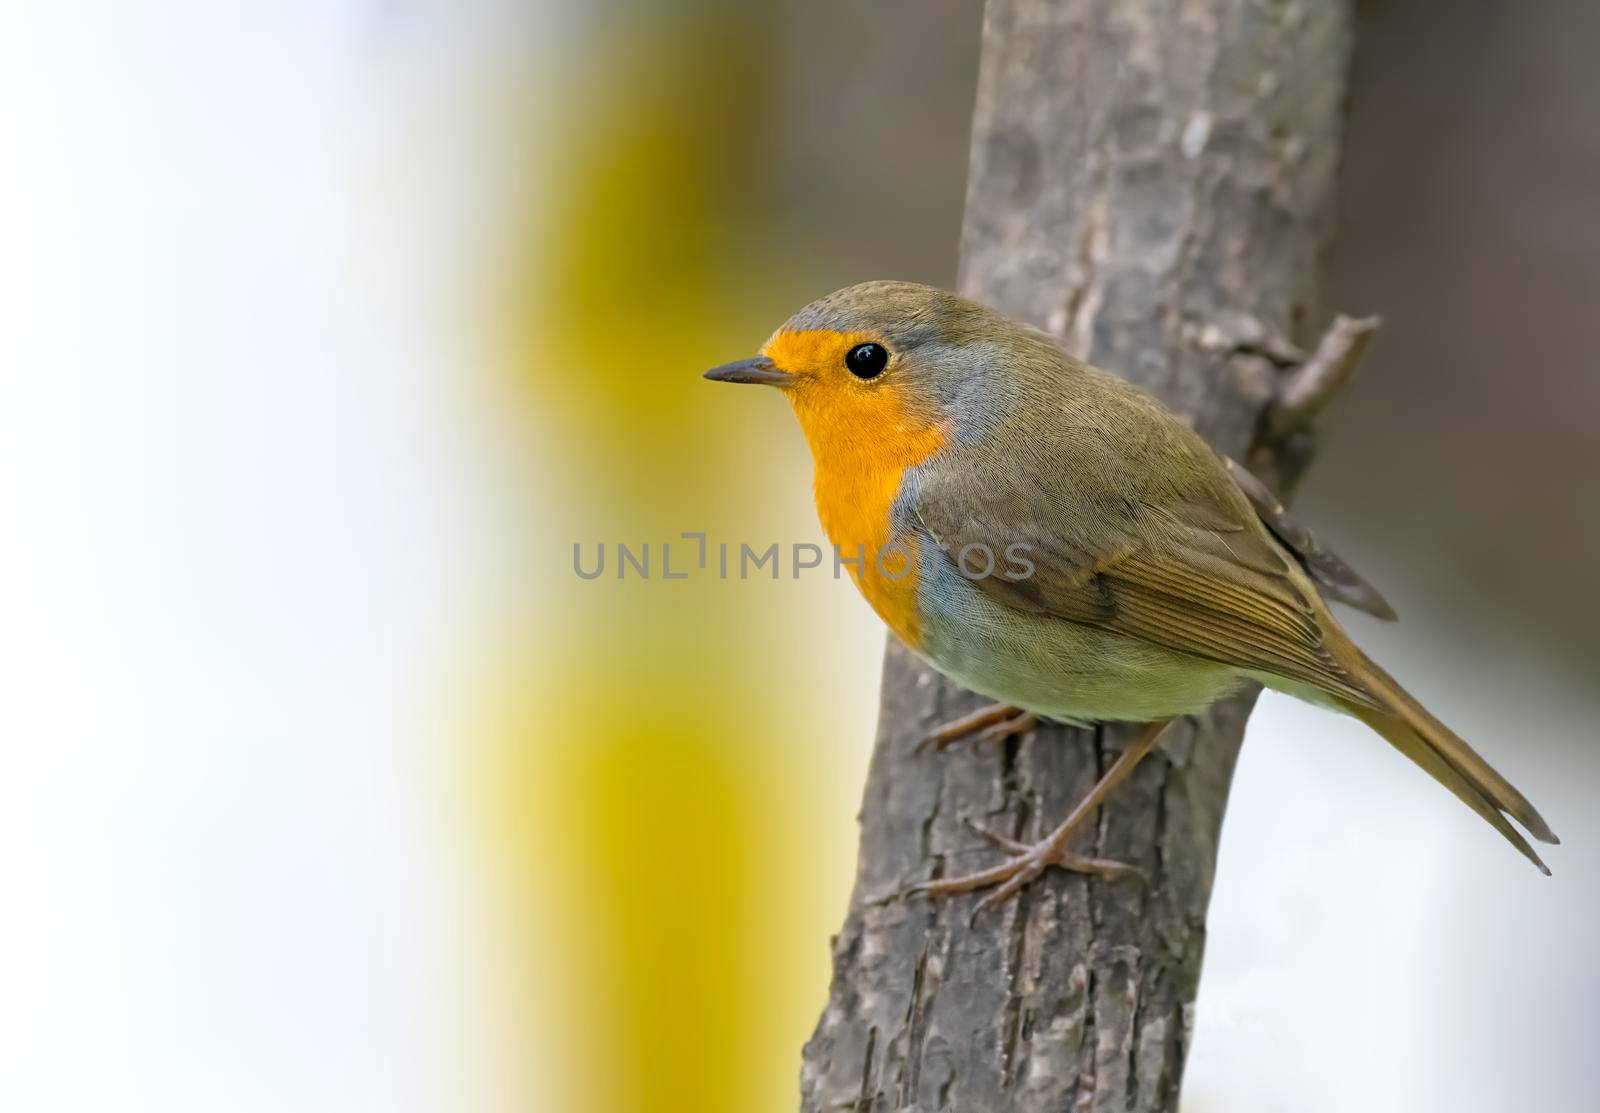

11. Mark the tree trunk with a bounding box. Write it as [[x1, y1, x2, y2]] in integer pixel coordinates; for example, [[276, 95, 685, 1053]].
[[800, 2, 1358, 1110]]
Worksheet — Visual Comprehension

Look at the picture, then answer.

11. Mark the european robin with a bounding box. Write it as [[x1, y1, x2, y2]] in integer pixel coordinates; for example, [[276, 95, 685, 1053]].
[[705, 280, 1556, 914]]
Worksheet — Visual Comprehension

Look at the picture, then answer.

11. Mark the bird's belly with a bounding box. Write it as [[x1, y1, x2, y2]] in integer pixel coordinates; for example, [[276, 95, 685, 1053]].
[[915, 564, 1243, 723]]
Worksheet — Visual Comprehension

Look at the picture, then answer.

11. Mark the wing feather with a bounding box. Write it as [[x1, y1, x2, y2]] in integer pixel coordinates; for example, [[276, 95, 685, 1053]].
[[915, 449, 1380, 709]]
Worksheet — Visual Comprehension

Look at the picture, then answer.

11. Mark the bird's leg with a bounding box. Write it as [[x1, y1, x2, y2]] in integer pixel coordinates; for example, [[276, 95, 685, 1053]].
[[913, 703, 1037, 755], [905, 718, 1171, 921]]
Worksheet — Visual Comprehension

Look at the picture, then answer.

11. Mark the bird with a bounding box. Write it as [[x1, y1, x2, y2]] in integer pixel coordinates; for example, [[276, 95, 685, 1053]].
[[704, 279, 1557, 916]]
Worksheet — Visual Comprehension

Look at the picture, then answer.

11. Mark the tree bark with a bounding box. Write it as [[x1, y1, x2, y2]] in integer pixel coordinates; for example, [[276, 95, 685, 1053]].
[[800, 2, 1358, 1110]]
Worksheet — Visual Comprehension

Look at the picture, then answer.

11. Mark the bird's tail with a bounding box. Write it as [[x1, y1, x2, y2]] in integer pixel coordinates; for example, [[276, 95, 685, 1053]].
[[1337, 646, 1558, 874]]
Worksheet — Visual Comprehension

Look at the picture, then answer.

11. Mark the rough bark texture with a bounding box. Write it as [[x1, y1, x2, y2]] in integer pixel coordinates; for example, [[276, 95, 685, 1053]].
[[800, 2, 1357, 1110]]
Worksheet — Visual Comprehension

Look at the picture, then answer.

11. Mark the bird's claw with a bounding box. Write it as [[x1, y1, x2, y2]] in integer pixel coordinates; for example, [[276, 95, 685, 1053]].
[[902, 820, 1146, 923], [913, 704, 1036, 755]]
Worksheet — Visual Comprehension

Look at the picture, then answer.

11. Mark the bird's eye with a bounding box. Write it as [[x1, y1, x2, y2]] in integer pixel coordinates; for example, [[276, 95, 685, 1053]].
[[845, 342, 889, 379]]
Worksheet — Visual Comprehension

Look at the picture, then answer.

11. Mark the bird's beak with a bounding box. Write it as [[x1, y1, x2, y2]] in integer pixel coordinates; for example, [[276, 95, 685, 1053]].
[[703, 355, 791, 387]]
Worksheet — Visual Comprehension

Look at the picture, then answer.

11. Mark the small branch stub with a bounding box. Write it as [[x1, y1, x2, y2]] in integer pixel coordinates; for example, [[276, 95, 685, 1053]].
[[1265, 314, 1381, 440]]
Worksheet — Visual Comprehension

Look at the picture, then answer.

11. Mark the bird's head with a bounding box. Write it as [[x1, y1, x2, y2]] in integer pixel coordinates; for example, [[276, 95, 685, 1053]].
[[704, 281, 1039, 470]]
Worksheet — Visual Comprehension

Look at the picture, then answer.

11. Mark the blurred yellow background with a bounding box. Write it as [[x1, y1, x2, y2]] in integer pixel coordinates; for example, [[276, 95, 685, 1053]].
[[475, 5, 979, 1110]]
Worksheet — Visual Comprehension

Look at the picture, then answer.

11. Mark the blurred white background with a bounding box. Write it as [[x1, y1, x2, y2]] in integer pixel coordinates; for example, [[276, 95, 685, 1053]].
[[0, 4, 543, 1109]]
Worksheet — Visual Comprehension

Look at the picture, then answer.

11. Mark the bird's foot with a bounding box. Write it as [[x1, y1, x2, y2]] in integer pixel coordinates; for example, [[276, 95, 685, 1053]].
[[913, 703, 1036, 755], [901, 718, 1171, 921], [903, 819, 1145, 923]]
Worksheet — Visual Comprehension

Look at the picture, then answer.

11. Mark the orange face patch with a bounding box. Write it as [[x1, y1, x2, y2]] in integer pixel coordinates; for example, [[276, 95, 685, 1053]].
[[761, 329, 949, 648], [760, 328, 870, 381]]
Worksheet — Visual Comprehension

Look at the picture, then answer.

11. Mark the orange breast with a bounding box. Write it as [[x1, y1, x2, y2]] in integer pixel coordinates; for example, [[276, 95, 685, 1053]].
[[763, 328, 951, 650], [813, 462, 927, 648]]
